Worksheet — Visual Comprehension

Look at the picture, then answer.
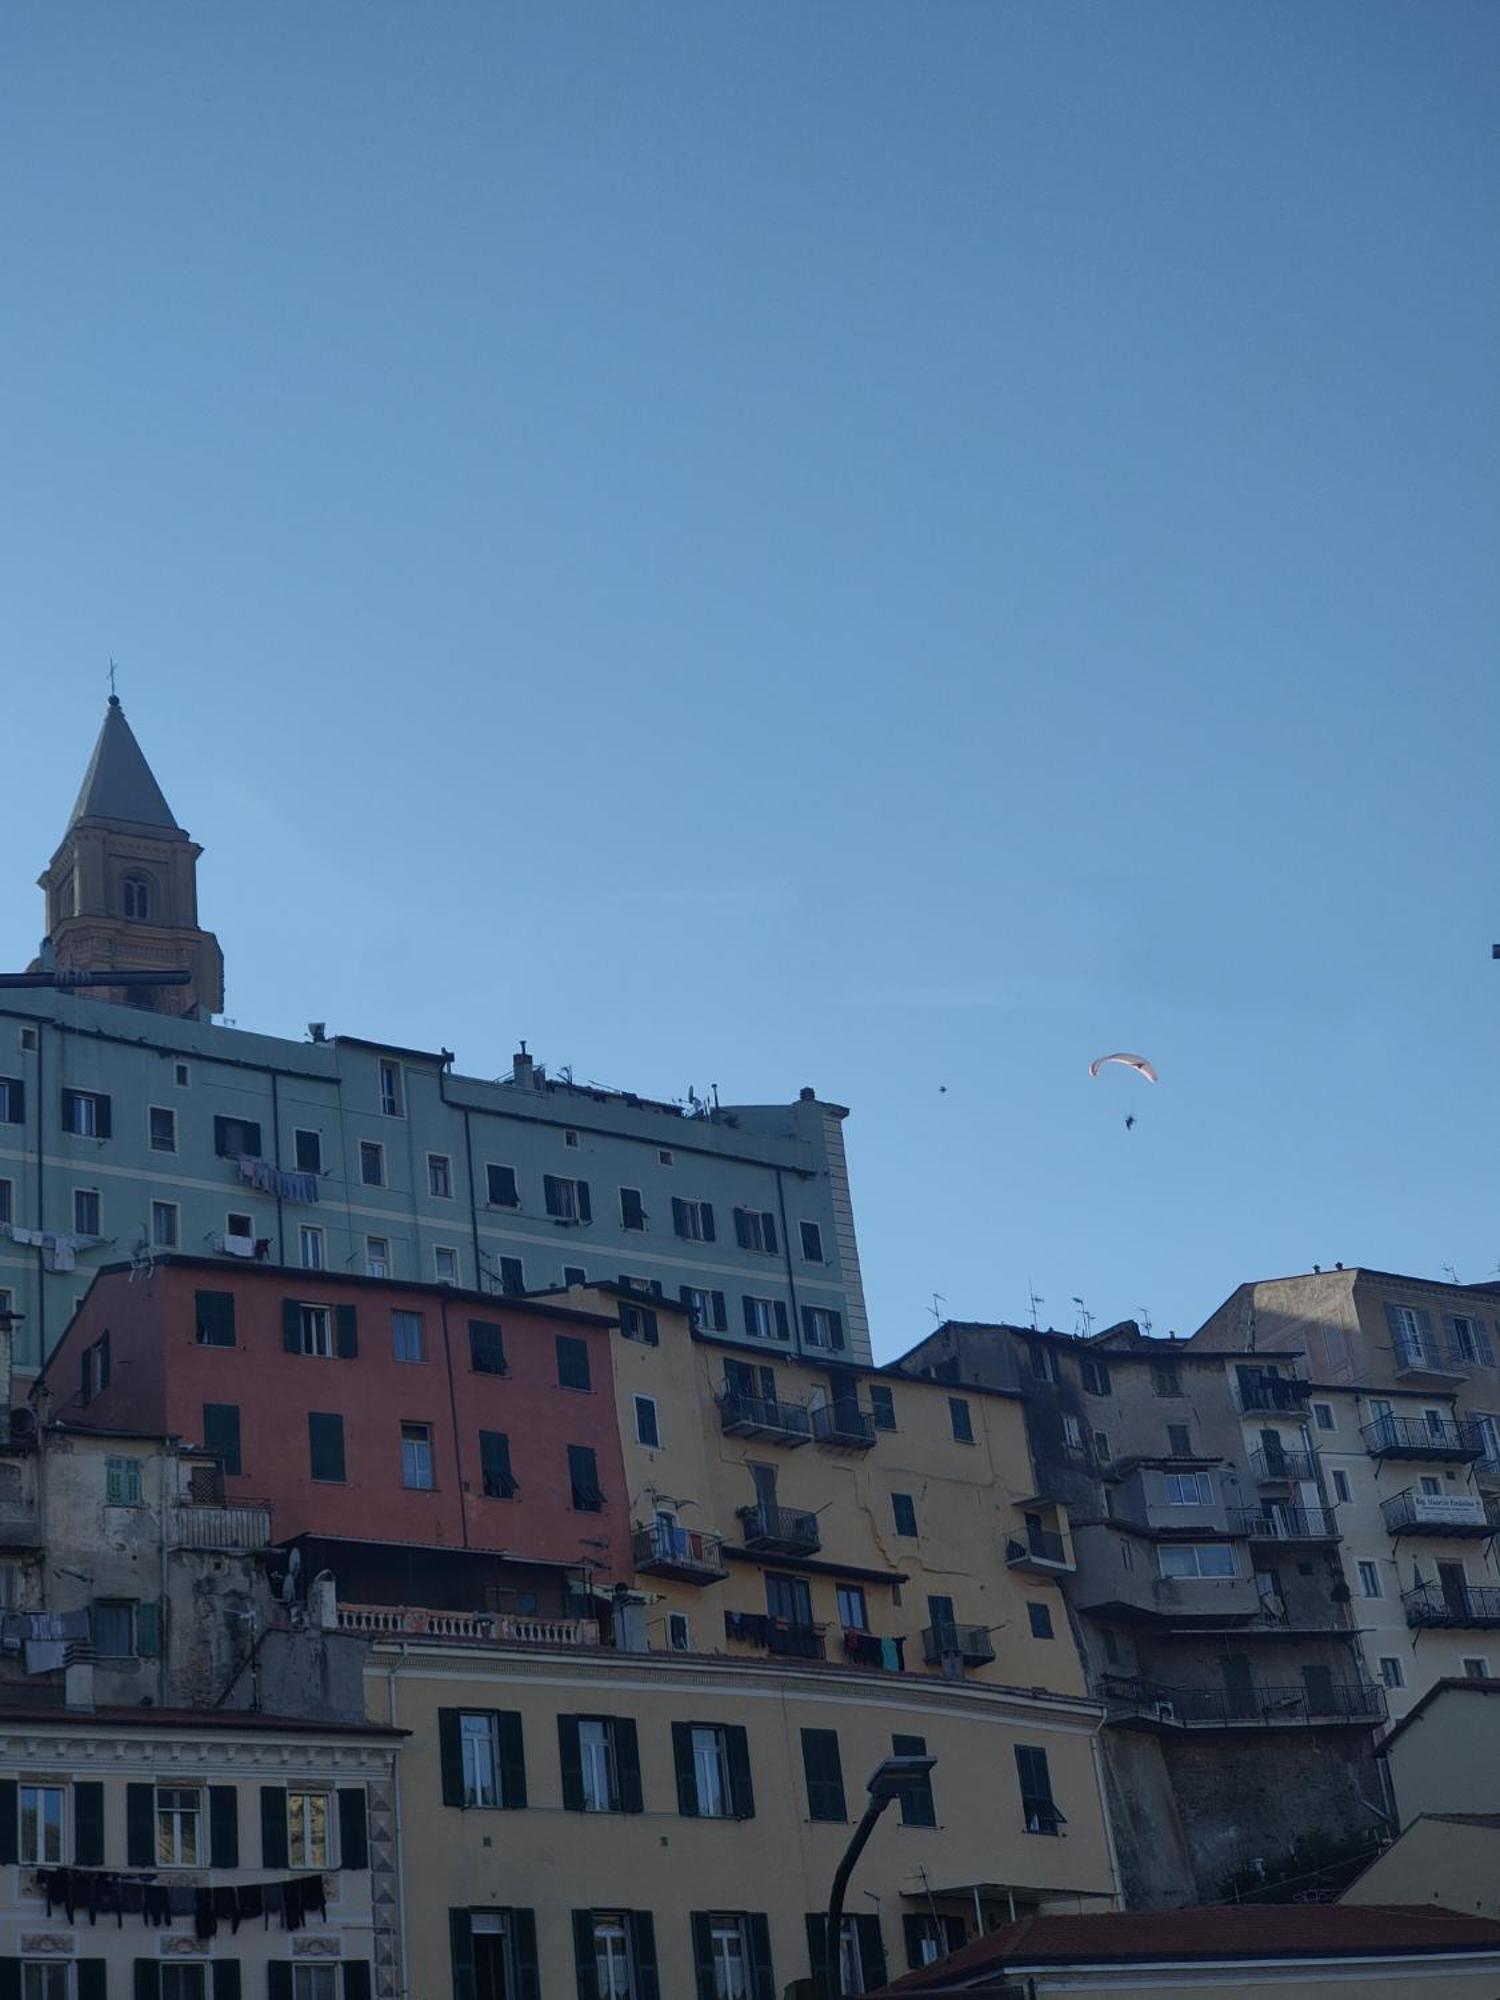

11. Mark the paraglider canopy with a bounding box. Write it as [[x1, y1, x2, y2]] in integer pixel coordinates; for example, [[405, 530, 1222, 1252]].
[[1089, 1053, 1158, 1083]]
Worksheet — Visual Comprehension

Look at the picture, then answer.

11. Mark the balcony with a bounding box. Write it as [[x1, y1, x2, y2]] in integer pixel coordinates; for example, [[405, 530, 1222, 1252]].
[[1361, 1414, 1481, 1462], [632, 1522, 728, 1584], [1231, 1507, 1340, 1544], [922, 1622, 996, 1668], [1403, 1583, 1500, 1630], [0, 1462, 40, 1550], [736, 1503, 821, 1557], [1106, 1678, 1386, 1730], [1381, 1488, 1499, 1538], [1392, 1335, 1469, 1387], [767, 1620, 827, 1661], [1005, 1523, 1073, 1575], [1248, 1447, 1318, 1485], [173, 1502, 274, 1552], [1476, 1457, 1500, 1491], [1237, 1375, 1312, 1415], [336, 1603, 600, 1646], [810, 1399, 876, 1450], [717, 1388, 813, 1447]]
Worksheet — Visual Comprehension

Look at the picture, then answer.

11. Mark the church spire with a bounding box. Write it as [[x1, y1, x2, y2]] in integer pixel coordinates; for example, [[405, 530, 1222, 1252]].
[[66, 694, 181, 834]]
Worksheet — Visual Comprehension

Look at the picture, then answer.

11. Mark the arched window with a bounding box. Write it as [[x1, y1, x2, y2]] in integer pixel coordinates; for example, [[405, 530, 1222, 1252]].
[[122, 875, 151, 921]]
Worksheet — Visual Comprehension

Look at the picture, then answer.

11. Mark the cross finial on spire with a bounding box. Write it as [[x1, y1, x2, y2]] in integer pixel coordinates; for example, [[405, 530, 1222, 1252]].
[[107, 659, 118, 704]]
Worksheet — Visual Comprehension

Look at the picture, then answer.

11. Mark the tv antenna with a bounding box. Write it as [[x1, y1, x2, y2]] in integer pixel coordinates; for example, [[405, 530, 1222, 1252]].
[[928, 1291, 946, 1324], [1027, 1279, 1044, 1331], [1072, 1296, 1094, 1338]]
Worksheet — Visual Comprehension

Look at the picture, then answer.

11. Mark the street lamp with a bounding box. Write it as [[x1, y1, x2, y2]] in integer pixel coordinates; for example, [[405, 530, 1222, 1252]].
[[824, 1754, 938, 1999]]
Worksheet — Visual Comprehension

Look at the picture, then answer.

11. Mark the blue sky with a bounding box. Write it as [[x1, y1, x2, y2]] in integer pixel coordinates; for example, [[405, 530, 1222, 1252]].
[[2, 4, 1496, 1357]]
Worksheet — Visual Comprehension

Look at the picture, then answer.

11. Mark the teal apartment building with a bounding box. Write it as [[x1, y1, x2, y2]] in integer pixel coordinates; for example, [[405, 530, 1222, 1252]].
[[0, 700, 871, 1372]]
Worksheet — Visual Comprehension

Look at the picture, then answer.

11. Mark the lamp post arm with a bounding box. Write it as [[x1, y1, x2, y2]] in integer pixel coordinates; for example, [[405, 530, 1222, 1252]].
[[825, 1797, 885, 2000]]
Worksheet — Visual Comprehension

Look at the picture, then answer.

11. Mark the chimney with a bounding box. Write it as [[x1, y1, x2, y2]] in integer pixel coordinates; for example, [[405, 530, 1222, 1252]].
[[65, 1661, 96, 1712], [512, 1043, 535, 1090]]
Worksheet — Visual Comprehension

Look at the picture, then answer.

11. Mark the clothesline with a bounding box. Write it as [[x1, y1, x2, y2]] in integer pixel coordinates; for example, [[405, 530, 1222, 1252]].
[[237, 1156, 319, 1205], [41, 1867, 328, 1936]]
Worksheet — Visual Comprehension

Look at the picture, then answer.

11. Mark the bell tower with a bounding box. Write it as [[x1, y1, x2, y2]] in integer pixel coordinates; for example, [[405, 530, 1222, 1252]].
[[31, 696, 225, 1018]]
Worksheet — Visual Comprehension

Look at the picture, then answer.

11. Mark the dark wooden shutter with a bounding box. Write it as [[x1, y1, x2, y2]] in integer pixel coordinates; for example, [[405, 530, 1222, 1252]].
[[448, 1909, 476, 2000], [800, 1728, 846, 1821], [95, 1094, 112, 1139], [208, 1785, 238, 1867], [700, 1202, 716, 1242], [0, 1781, 15, 1863], [335, 1304, 359, 1359], [857, 1914, 887, 1987], [267, 1966, 292, 2000], [902, 1915, 927, 1971], [498, 1710, 527, 1808], [126, 1781, 154, 1866], [773, 1301, 789, 1340], [576, 1180, 591, 1222], [629, 1912, 660, 2000], [711, 1290, 726, 1330], [557, 1715, 585, 1811], [135, 1965, 162, 2000], [892, 1734, 934, 1826], [671, 1722, 699, 1816], [746, 1913, 775, 2000], [725, 1724, 755, 1819], [72, 1780, 104, 1865], [136, 1600, 162, 1658], [734, 1208, 750, 1248], [202, 1404, 241, 1476], [614, 1717, 643, 1813], [672, 1197, 688, 1237], [195, 1290, 236, 1346], [572, 1912, 602, 2000], [470, 1320, 506, 1373], [282, 1299, 301, 1352], [806, 1914, 830, 1982], [439, 1709, 464, 1806], [762, 1212, 778, 1253], [511, 1909, 540, 2000], [338, 1786, 369, 1867], [342, 1964, 372, 2000], [0, 1970, 16, 2000], [260, 1784, 288, 1868], [544, 1174, 562, 1216], [0, 1077, 23, 1124], [480, 1430, 515, 1499], [76, 1966, 106, 2000], [308, 1412, 345, 1482], [211, 1963, 241, 2000], [742, 1295, 758, 1335], [690, 1914, 717, 2000], [829, 1310, 845, 1351]]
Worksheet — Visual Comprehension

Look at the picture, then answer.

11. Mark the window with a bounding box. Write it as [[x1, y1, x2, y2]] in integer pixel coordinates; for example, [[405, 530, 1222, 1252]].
[[378, 1060, 403, 1117], [1378, 1657, 1405, 1689], [158, 1975, 205, 2000], [1028, 1600, 1054, 1639], [1463, 1658, 1492, 1678], [1424, 1407, 1447, 1440], [479, 1430, 517, 1499], [469, 1320, 506, 1375], [668, 1613, 691, 1651], [802, 1306, 844, 1350], [212, 1113, 260, 1159], [360, 1140, 385, 1186], [735, 1207, 778, 1253], [1163, 1471, 1213, 1505], [689, 1725, 731, 1817], [62, 1088, 110, 1139], [634, 1396, 660, 1449], [1166, 1423, 1192, 1457], [189, 1289, 234, 1349], [308, 1412, 346, 1483], [287, 1789, 329, 1867], [704, 1916, 758, 2000], [461, 1712, 502, 1806], [1313, 1402, 1335, 1432], [588, 1914, 637, 1999], [620, 1301, 659, 1344], [1093, 1430, 1111, 1461], [151, 1199, 179, 1248], [203, 1404, 242, 1477], [485, 1163, 519, 1207], [226, 1211, 253, 1240], [800, 1220, 824, 1262], [106, 1456, 143, 1505], [80, 1333, 110, 1406], [149, 1104, 177, 1153], [837, 1584, 868, 1630], [569, 1444, 604, 1511], [619, 1187, 646, 1231], [299, 1224, 325, 1270], [1152, 1362, 1182, 1396], [673, 1196, 715, 1242], [1062, 1415, 1083, 1450], [366, 1235, 390, 1279], [801, 1728, 846, 1821], [658, 1149, 674, 1167], [1158, 1544, 1236, 1579], [0, 1178, 10, 1225], [156, 1785, 201, 1865], [293, 1304, 333, 1356], [564, 1129, 579, 1148], [579, 1718, 621, 1812], [1420, 1474, 1442, 1496], [743, 1295, 789, 1341], [892, 1730, 935, 1827], [1358, 1560, 1382, 1599], [401, 1423, 434, 1490], [904, 1915, 967, 1972], [499, 1255, 525, 1294], [72, 1188, 100, 1235], [544, 1174, 591, 1223], [435, 1246, 459, 1285], [174, 1062, 190, 1087], [1448, 1314, 1494, 1365], [869, 1384, 896, 1431], [891, 1492, 917, 1537], [1081, 1358, 1111, 1396], [92, 1600, 134, 1657], [293, 1971, 337, 2000], [392, 1311, 424, 1362], [428, 1153, 453, 1198], [948, 1397, 974, 1443], [1332, 1468, 1352, 1504], [0, 1076, 24, 1124], [557, 1335, 592, 1391], [122, 873, 151, 919], [1016, 1744, 1063, 1835], [18, 1783, 65, 1864]]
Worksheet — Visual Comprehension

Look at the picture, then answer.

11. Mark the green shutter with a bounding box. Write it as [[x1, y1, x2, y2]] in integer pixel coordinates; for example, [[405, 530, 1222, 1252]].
[[335, 1303, 359, 1359], [572, 1911, 602, 2000], [267, 1968, 293, 2000], [857, 1914, 887, 1989], [671, 1722, 699, 1816], [309, 1412, 345, 1482], [614, 1717, 642, 1813], [260, 1785, 288, 1868], [558, 1715, 584, 1811], [211, 1963, 241, 2000], [136, 1600, 162, 1658], [126, 1782, 154, 1866], [690, 1914, 717, 2000], [95, 1095, 112, 1139], [74, 1780, 105, 1865], [725, 1724, 755, 1820], [497, 1710, 527, 1809], [439, 1708, 464, 1806], [76, 1966, 106, 2000], [700, 1203, 716, 1243], [806, 1913, 830, 1981], [342, 1965, 372, 2000], [671, 1197, 687, 1236], [0, 1780, 15, 1864], [629, 1913, 660, 2000], [576, 1180, 591, 1223], [449, 1909, 476, 2000], [338, 1786, 369, 1868], [0, 1966, 17, 2000], [134, 1965, 161, 2000], [746, 1913, 775, 2000], [511, 1909, 540, 2000], [195, 1290, 236, 1346], [773, 1301, 789, 1340], [282, 1299, 301, 1352], [711, 1291, 726, 1330], [208, 1785, 238, 1867], [800, 1728, 846, 1822], [893, 1734, 935, 1827], [203, 1403, 242, 1476]]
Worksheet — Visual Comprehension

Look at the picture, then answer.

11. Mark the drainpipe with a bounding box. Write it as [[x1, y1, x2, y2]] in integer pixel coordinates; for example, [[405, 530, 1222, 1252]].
[[269, 1073, 286, 1265], [387, 1652, 410, 2000], [1087, 1708, 1126, 1909], [33, 1022, 46, 1361], [159, 1444, 171, 1707], [774, 1168, 802, 1350], [437, 1292, 471, 1549], [440, 1073, 485, 1293]]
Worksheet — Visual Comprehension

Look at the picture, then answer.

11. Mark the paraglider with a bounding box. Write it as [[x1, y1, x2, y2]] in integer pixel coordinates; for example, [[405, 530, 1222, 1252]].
[[1089, 1053, 1158, 1083]]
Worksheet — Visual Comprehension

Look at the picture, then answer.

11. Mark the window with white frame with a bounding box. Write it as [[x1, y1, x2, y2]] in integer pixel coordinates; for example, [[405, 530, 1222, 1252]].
[[156, 1785, 202, 1866], [578, 1718, 618, 1811], [392, 1311, 425, 1363], [148, 1105, 176, 1153], [1163, 1471, 1213, 1506], [287, 1790, 330, 1868], [23, 1967, 69, 2000], [1158, 1543, 1236, 1579], [803, 1307, 841, 1349], [428, 1154, 453, 1198], [72, 1188, 100, 1235], [366, 1236, 390, 1279], [298, 1225, 325, 1271], [1312, 1403, 1335, 1431], [0, 1178, 11, 1225], [1463, 1657, 1492, 1678], [1358, 1560, 1382, 1598], [293, 1969, 339, 2000], [435, 1246, 459, 1285], [360, 1140, 385, 1187], [691, 1726, 731, 1818], [378, 1061, 404, 1117], [593, 1915, 634, 1999], [744, 1296, 777, 1340], [461, 1711, 501, 1806], [63, 1090, 107, 1138], [1378, 1657, 1405, 1689], [401, 1423, 435, 1490], [1331, 1469, 1352, 1504], [160, 1972, 206, 2000], [151, 1200, 179, 1249], [708, 1917, 751, 1999], [290, 1305, 330, 1357], [226, 1211, 253, 1240], [1061, 1415, 1083, 1450], [18, 1783, 65, 1864]]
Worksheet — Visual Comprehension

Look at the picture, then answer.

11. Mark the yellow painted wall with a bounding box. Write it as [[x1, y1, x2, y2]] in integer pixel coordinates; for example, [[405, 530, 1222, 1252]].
[[1341, 1816, 1500, 1918]]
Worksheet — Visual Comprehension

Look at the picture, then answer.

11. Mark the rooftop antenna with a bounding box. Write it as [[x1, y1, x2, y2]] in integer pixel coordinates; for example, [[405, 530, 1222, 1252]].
[[1138, 1306, 1153, 1338], [1027, 1279, 1044, 1332], [928, 1291, 946, 1324], [1072, 1296, 1094, 1338], [1443, 1264, 1460, 1286]]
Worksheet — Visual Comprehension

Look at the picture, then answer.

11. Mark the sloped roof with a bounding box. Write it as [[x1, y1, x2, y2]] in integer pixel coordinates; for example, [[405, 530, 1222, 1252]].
[[872, 1904, 1500, 1990], [68, 696, 180, 832]]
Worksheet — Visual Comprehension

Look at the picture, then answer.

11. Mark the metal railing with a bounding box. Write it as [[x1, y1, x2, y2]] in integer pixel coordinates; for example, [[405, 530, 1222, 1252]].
[[1231, 1507, 1340, 1541], [765, 1620, 826, 1661], [1006, 1523, 1069, 1566], [1107, 1678, 1386, 1727], [1248, 1447, 1318, 1484], [631, 1522, 727, 1576], [736, 1503, 821, 1554], [716, 1389, 813, 1443], [173, 1502, 273, 1550], [1237, 1377, 1312, 1413], [1361, 1413, 1480, 1458], [922, 1622, 995, 1666], [810, 1400, 876, 1448], [1403, 1583, 1500, 1630], [1381, 1489, 1498, 1536], [336, 1603, 600, 1646]]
